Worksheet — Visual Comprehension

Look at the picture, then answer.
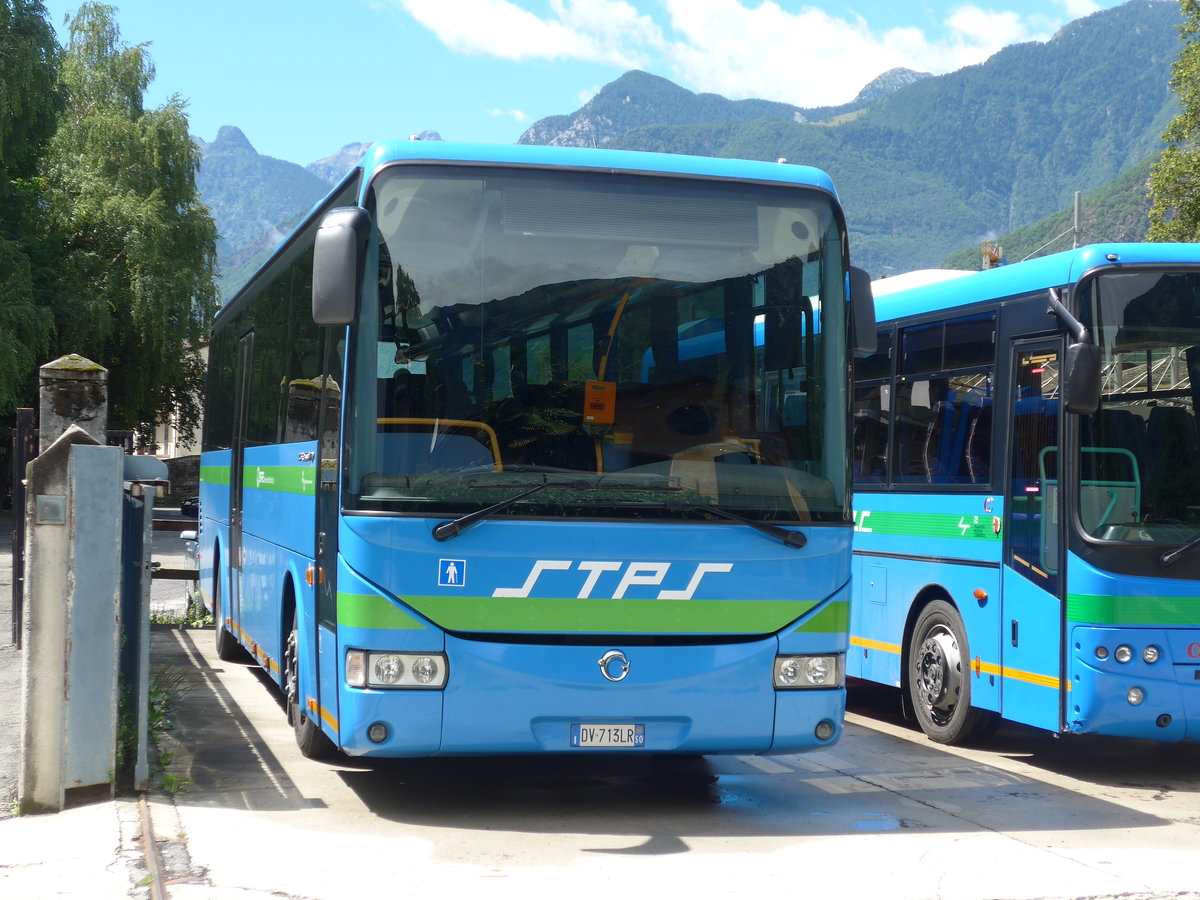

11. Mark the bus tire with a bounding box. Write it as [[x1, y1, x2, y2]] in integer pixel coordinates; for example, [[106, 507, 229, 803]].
[[907, 599, 994, 745], [285, 612, 337, 759], [212, 557, 241, 662]]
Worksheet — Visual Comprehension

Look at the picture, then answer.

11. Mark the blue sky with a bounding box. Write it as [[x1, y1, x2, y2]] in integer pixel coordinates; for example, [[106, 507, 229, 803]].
[[42, 0, 1128, 167]]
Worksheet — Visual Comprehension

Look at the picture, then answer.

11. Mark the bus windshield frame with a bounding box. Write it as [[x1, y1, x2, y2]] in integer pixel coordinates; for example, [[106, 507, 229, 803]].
[[342, 163, 851, 525]]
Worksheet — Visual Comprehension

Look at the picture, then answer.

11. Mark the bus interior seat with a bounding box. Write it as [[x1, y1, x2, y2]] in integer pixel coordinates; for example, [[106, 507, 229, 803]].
[[1145, 405, 1200, 516], [965, 406, 991, 483], [1082, 408, 1146, 482], [852, 409, 888, 482], [923, 399, 976, 483], [615, 375, 727, 464]]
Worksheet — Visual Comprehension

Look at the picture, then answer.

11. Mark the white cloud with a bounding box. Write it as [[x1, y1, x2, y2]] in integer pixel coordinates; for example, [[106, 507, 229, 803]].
[[490, 107, 530, 122], [396, 0, 664, 67], [395, 0, 1100, 108], [1054, 0, 1101, 18]]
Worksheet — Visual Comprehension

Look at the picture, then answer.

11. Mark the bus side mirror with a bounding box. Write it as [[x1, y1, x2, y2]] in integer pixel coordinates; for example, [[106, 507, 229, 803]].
[[1064, 340, 1101, 415], [849, 266, 877, 355], [1046, 286, 1100, 415], [313, 206, 371, 326]]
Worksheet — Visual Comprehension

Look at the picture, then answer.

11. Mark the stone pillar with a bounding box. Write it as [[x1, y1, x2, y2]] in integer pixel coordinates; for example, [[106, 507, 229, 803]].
[[38, 355, 108, 454]]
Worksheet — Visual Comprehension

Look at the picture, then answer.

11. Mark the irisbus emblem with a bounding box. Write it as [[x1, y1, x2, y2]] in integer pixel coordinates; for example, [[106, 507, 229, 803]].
[[598, 650, 630, 683]]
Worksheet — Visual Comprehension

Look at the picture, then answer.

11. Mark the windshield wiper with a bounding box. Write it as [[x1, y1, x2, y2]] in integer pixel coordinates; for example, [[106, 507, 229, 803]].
[[1159, 534, 1200, 568], [664, 503, 807, 550], [432, 481, 567, 541]]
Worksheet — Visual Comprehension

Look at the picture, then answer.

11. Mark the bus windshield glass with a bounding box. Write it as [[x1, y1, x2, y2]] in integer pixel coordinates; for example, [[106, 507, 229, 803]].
[[1079, 269, 1200, 544], [344, 165, 848, 524]]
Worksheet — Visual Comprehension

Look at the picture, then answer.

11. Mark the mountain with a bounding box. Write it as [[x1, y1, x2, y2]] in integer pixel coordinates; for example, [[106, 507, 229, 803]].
[[853, 68, 932, 104], [200, 0, 1179, 293], [519, 0, 1179, 275], [198, 129, 373, 298], [197, 126, 330, 258], [307, 142, 371, 185], [940, 154, 1158, 269], [518, 70, 812, 148]]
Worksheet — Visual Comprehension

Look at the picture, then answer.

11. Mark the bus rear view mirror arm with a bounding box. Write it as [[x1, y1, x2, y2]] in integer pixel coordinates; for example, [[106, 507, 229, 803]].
[[313, 206, 371, 326], [1047, 287, 1101, 415]]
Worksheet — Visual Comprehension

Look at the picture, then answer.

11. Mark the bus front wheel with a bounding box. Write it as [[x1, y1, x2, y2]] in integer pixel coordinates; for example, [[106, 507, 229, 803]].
[[907, 600, 994, 745], [285, 612, 336, 759]]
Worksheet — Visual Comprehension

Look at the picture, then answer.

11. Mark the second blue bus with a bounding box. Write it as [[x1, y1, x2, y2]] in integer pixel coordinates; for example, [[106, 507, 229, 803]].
[[851, 243, 1200, 744]]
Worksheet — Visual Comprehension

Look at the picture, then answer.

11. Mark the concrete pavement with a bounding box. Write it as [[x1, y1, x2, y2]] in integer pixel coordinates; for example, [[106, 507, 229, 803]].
[[0, 505, 205, 898]]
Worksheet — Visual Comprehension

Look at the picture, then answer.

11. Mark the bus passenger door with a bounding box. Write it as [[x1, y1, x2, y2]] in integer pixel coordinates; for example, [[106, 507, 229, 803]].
[[228, 331, 254, 636], [313, 352, 342, 742], [1001, 341, 1065, 732]]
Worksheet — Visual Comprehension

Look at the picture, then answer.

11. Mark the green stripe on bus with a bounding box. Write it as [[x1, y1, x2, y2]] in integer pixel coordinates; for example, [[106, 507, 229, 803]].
[[792, 599, 850, 634], [199, 465, 230, 486], [855, 510, 1000, 541], [339, 593, 427, 630], [1067, 593, 1200, 627], [243, 465, 316, 495], [400, 596, 820, 634]]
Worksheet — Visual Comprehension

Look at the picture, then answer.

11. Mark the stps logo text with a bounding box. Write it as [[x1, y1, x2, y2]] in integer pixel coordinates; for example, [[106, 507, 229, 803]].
[[492, 560, 734, 600]]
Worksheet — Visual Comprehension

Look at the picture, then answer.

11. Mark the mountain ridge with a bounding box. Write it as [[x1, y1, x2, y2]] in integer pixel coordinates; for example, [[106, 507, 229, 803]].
[[198, 0, 1179, 293]]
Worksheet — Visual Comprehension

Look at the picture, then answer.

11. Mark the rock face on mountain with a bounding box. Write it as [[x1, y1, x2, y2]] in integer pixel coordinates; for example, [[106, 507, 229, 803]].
[[307, 142, 371, 186], [852, 67, 931, 104]]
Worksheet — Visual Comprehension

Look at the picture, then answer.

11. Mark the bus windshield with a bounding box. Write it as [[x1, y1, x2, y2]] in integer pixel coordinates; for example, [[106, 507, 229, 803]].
[[1080, 269, 1200, 544], [344, 165, 848, 524]]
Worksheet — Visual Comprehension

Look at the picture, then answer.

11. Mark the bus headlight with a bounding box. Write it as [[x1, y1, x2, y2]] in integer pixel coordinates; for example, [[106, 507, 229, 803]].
[[346, 649, 448, 689], [774, 654, 842, 689], [1114, 645, 1133, 664], [1142, 645, 1160, 664]]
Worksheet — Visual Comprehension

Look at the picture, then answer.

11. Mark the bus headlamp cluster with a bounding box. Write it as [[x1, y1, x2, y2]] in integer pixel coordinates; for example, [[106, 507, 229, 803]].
[[773, 654, 843, 689], [345, 649, 448, 689], [1094, 644, 1161, 665]]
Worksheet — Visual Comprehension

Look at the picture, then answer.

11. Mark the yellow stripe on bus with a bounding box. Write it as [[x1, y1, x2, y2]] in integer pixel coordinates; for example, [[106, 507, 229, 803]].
[[850, 634, 1061, 690], [307, 697, 338, 731], [850, 635, 903, 654]]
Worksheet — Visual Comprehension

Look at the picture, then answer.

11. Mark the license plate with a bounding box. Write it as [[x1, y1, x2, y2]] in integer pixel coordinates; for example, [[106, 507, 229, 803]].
[[570, 723, 645, 748]]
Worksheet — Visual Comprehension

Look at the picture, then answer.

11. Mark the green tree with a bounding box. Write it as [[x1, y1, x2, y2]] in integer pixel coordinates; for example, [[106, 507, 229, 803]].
[[1149, 0, 1200, 241], [38, 2, 217, 444], [0, 0, 60, 414]]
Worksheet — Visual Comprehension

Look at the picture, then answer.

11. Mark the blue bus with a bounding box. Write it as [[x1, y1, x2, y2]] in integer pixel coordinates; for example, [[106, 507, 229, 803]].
[[197, 140, 875, 758], [851, 243, 1200, 744]]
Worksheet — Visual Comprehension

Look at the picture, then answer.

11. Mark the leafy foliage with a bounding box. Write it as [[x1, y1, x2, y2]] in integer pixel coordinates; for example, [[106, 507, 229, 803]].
[[0, 1, 60, 411], [0, 0, 60, 179], [1149, 0, 1200, 240], [35, 3, 218, 443]]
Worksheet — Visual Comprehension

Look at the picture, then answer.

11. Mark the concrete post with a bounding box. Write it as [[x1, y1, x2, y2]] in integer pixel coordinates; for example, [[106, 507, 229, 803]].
[[38, 355, 108, 454], [18, 426, 123, 812]]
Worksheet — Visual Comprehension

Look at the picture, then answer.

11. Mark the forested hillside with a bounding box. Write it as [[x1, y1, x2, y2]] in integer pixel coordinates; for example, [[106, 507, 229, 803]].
[[203, 1, 1181, 287], [520, 0, 1180, 275]]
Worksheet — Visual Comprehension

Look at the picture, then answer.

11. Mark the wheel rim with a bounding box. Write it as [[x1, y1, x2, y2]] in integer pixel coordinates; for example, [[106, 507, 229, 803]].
[[285, 628, 300, 725], [915, 625, 962, 725]]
